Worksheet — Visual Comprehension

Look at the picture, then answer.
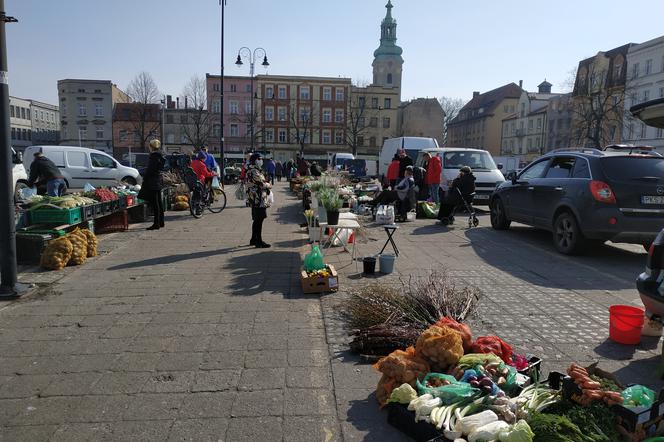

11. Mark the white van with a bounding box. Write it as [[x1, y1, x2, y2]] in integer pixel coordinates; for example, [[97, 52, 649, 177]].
[[379, 137, 439, 175], [415, 147, 505, 205], [11, 148, 29, 202], [331, 152, 355, 170], [24, 145, 141, 189]]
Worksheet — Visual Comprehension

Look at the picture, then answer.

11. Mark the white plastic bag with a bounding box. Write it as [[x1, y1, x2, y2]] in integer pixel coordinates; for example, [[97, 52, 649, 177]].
[[235, 183, 246, 201], [83, 183, 95, 192], [268, 191, 275, 205], [211, 176, 221, 189], [19, 187, 37, 200], [375, 204, 395, 225]]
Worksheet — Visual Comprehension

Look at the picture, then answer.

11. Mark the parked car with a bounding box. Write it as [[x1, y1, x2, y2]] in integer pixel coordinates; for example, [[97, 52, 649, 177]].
[[11, 148, 29, 202], [489, 148, 664, 254], [24, 145, 142, 188], [415, 147, 505, 205]]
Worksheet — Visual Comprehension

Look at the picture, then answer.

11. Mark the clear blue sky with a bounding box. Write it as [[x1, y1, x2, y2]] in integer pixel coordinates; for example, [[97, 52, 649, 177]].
[[6, 0, 664, 105]]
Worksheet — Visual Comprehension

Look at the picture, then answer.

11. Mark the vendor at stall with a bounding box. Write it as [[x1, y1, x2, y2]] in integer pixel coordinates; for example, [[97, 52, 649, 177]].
[[371, 166, 415, 207], [27, 151, 66, 197]]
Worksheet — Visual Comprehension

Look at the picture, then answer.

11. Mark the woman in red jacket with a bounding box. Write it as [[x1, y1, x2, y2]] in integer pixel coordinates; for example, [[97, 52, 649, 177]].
[[191, 151, 217, 185], [423, 152, 442, 203], [386, 154, 400, 189]]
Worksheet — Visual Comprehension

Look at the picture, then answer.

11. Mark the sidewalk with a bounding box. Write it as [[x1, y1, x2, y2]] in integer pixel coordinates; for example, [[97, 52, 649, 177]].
[[0, 182, 661, 441]]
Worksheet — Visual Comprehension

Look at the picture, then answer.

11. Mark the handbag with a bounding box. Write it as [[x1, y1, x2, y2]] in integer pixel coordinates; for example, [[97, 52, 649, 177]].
[[235, 182, 246, 200]]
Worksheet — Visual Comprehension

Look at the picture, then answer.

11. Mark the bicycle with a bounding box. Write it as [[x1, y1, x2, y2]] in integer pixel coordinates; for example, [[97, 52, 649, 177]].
[[183, 168, 227, 219]]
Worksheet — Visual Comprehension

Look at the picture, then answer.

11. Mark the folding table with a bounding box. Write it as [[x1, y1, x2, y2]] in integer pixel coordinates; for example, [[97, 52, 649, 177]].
[[379, 224, 399, 256]]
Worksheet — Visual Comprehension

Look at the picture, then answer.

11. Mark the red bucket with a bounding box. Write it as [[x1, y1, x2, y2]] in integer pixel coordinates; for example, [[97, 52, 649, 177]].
[[609, 305, 645, 345]]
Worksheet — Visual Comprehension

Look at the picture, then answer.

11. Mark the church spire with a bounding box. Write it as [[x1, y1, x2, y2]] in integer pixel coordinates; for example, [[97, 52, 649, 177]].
[[374, 0, 403, 59]]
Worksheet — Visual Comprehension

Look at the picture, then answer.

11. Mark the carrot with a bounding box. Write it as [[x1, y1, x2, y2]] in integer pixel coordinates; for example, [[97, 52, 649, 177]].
[[583, 390, 604, 400], [582, 381, 601, 390]]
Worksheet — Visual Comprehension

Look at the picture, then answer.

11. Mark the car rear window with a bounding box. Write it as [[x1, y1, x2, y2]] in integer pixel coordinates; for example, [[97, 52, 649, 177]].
[[600, 156, 664, 181]]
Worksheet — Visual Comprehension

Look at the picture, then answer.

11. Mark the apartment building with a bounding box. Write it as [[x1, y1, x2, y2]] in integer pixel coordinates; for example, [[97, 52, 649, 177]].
[[546, 94, 573, 151], [398, 98, 445, 144], [30, 100, 60, 145], [58, 79, 130, 153], [112, 103, 162, 160], [9, 96, 32, 150]]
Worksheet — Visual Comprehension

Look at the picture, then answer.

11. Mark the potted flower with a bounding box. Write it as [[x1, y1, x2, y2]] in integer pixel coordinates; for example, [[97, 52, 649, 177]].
[[322, 191, 342, 226]]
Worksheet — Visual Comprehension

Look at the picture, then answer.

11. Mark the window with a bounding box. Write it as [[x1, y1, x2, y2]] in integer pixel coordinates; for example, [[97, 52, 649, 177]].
[[245, 84, 251, 93], [245, 101, 252, 114], [369, 136, 376, 147], [528, 120, 533, 131], [382, 117, 391, 128], [371, 97, 378, 109], [357, 136, 364, 146], [614, 64, 622, 80], [537, 118, 542, 129], [660, 87, 664, 98], [95, 104, 103, 117], [212, 83, 220, 92], [10, 105, 14, 117], [519, 160, 549, 180], [358, 117, 365, 128], [77, 88, 85, 93], [503, 105, 509, 113], [165, 133, 175, 143], [520, 103, 525, 117], [387, 73, 393, 84], [544, 157, 575, 179], [322, 108, 332, 123], [94, 89, 102, 94], [230, 123, 239, 137], [299, 86, 310, 100], [369, 117, 378, 127], [322, 130, 331, 144], [335, 88, 344, 101], [510, 140, 514, 151], [265, 107, 274, 121], [278, 86, 287, 99], [67, 151, 87, 167], [26, 109, 30, 120], [78, 126, 87, 140], [10, 127, 15, 140], [511, 122, 515, 135], [657, 128, 663, 139], [61, 103, 66, 115], [212, 101, 221, 113], [95, 127, 104, 139], [643, 90, 650, 103], [119, 130, 128, 141], [527, 138, 532, 149], [212, 124, 221, 136], [335, 130, 343, 145], [278, 106, 286, 121], [20, 107, 25, 119], [278, 128, 287, 143], [230, 84, 237, 92], [165, 114, 174, 124], [265, 86, 274, 99], [633, 62, 640, 79], [323, 87, 332, 101], [299, 107, 311, 122], [78, 103, 87, 117], [384, 98, 392, 109], [91, 153, 115, 168], [39, 110, 44, 121], [335, 109, 344, 123], [358, 97, 366, 109], [265, 129, 274, 143], [646, 59, 653, 75], [180, 115, 187, 124], [229, 101, 238, 114]]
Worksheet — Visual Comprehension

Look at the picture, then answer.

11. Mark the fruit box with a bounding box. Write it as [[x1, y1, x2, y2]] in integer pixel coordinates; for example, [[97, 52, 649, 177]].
[[300, 265, 338, 294]]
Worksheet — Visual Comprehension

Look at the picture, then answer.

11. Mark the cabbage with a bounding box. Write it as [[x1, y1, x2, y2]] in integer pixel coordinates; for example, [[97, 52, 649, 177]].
[[387, 383, 418, 404], [498, 419, 534, 442], [468, 420, 510, 442]]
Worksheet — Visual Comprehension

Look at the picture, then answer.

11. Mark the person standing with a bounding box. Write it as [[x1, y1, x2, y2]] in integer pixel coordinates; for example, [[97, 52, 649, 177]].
[[200, 146, 219, 175], [246, 153, 272, 248], [423, 152, 442, 203], [398, 148, 413, 178], [265, 158, 276, 185], [27, 151, 66, 196], [275, 161, 283, 182], [386, 154, 400, 189], [139, 139, 166, 230]]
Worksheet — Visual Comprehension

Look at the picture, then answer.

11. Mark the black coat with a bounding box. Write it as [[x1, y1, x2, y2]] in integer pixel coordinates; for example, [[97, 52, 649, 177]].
[[141, 152, 165, 191], [27, 156, 63, 187], [398, 156, 413, 178], [451, 173, 476, 197]]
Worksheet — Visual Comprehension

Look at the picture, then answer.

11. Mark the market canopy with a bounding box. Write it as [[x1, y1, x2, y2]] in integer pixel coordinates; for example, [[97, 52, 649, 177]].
[[630, 97, 664, 129]]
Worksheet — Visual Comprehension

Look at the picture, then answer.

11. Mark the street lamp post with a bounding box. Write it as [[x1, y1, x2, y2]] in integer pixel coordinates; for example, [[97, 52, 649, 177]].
[[235, 47, 269, 152]]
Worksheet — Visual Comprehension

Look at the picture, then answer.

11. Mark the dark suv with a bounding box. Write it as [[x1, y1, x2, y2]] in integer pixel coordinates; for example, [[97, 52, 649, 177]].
[[489, 148, 664, 254]]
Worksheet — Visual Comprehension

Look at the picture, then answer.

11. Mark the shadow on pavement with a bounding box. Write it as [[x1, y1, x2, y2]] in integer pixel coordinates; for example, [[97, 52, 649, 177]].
[[463, 226, 643, 290], [226, 250, 302, 297], [613, 355, 664, 391], [106, 247, 238, 270]]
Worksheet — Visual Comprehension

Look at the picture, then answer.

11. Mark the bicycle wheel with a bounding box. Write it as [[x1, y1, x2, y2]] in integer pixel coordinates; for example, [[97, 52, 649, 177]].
[[189, 190, 204, 218], [208, 188, 227, 213]]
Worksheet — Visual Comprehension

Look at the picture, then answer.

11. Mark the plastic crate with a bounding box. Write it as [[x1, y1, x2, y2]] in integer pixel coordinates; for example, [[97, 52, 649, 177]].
[[128, 204, 148, 223], [30, 207, 82, 225], [386, 404, 445, 442], [126, 195, 136, 207], [81, 203, 101, 221], [118, 195, 128, 209], [16, 233, 53, 264], [100, 201, 113, 215], [95, 210, 128, 234]]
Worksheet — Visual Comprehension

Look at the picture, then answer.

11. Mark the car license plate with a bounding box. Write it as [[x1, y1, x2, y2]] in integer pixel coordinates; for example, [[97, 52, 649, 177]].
[[642, 195, 664, 205], [474, 194, 490, 200]]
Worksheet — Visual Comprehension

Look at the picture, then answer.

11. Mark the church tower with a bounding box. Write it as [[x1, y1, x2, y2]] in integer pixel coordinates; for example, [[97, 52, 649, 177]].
[[372, 0, 403, 97]]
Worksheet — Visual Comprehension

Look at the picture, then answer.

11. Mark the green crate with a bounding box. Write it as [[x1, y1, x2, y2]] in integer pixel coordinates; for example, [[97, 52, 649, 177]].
[[30, 207, 83, 225]]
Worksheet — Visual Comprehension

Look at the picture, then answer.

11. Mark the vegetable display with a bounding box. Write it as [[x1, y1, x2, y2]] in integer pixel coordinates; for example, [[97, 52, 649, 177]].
[[40, 237, 73, 270], [415, 325, 464, 370], [93, 188, 119, 202], [567, 363, 624, 406]]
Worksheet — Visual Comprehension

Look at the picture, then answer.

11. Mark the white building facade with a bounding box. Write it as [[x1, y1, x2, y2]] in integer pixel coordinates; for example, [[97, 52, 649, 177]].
[[9, 96, 32, 151], [624, 35, 664, 152], [30, 100, 60, 145]]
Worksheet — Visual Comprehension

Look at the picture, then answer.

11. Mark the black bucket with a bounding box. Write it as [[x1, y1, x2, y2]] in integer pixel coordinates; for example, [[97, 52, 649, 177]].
[[363, 257, 377, 274], [327, 210, 340, 226]]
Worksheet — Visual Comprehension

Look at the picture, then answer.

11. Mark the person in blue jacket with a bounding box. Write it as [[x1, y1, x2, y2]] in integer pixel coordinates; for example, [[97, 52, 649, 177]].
[[200, 146, 219, 175], [265, 158, 276, 185]]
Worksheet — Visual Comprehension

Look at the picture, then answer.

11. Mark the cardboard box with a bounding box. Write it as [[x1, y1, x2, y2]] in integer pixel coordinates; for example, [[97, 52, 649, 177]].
[[301, 265, 338, 294]]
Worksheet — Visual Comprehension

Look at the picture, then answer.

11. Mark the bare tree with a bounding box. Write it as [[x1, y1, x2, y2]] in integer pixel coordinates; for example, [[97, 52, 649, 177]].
[[346, 97, 379, 156], [570, 64, 629, 148], [439, 97, 465, 145], [126, 71, 161, 150], [288, 103, 318, 157], [181, 75, 211, 150]]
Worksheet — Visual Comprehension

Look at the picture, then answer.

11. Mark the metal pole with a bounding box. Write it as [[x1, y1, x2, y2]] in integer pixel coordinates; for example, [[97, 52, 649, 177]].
[[250, 57, 254, 152], [0, 0, 18, 296], [219, 0, 225, 173]]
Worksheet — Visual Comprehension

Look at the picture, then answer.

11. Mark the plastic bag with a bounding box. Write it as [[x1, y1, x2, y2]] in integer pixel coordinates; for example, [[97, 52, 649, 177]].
[[268, 191, 275, 205], [497, 362, 518, 392], [19, 186, 37, 200], [303, 245, 325, 271], [416, 373, 479, 404], [235, 182, 246, 200], [83, 183, 95, 192], [622, 384, 655, 407], [471, 336, 514, 364], [211, 176, 221, 189]]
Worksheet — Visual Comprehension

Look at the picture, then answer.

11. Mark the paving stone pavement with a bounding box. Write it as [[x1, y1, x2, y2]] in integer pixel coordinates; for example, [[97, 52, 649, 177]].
[[1, 182, 662, 441]]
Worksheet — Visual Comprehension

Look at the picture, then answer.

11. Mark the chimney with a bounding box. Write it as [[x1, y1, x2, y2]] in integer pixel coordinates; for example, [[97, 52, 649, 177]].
[[176, 97, 180, 109], [473, 91, 480, 98], [519, 80, 523, 89], [184, 97, 188, 109]]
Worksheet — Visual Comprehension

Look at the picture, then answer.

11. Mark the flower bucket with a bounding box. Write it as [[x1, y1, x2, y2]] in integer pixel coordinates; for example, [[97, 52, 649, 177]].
[[609, 305, 645, 345]]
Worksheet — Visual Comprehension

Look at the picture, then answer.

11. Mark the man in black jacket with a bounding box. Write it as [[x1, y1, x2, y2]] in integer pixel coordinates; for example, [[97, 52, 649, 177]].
[[398, 149, 413, 178], [27, 152, 66, 196], [437, 166, 476, 224]]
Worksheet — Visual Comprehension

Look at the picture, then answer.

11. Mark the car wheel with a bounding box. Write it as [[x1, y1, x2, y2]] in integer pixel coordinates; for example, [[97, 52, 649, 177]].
[[553, 212, 586, 255], [121, 176, 137, 186], [490, 198, 511, 230], [14, 181, 29, 203]]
